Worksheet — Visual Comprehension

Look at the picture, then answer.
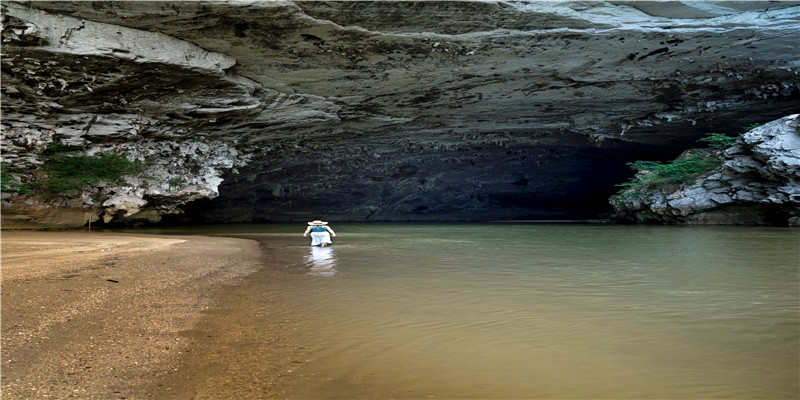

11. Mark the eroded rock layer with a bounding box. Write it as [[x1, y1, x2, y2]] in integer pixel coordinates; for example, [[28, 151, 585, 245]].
[[2, 1, 799, 225], [612, 114, 800, 226]]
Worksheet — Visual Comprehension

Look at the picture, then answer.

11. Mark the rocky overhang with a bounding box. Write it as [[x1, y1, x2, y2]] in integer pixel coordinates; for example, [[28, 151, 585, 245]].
[[1, 1, 799, 226]]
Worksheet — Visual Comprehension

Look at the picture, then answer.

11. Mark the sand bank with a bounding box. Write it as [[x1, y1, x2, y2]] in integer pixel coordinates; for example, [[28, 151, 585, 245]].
[[1, 230, 264, 399]]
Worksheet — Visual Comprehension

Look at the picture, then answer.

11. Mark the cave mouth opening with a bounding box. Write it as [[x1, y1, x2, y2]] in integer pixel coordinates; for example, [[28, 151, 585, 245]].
[[169, 138, 679, 225]]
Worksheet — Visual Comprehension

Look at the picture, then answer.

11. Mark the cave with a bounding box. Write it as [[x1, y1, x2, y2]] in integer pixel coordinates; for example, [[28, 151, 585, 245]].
[[177, 134, 684, 223], [1, 1, 799, 226]]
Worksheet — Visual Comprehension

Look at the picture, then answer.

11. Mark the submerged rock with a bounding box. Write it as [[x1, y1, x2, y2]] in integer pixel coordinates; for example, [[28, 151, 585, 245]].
[[611, 114, 800, 225], [1, 1, 799, 226]]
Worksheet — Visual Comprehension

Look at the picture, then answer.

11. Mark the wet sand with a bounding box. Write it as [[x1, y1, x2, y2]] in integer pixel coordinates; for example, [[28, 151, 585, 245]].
[[0, 230, 290, 399]]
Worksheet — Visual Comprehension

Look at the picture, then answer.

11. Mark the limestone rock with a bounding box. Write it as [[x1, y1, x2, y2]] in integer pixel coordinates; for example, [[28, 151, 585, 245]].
[[612, 114, 800, 225], [2, 1, 799, 226]]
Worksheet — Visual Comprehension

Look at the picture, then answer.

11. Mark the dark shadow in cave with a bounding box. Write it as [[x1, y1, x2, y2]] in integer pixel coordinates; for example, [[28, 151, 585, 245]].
[[172, 135, 678, 224]]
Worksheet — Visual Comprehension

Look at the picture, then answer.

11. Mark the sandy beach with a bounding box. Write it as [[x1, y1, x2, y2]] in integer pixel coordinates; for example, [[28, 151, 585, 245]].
[[0, 230, 269, 399]]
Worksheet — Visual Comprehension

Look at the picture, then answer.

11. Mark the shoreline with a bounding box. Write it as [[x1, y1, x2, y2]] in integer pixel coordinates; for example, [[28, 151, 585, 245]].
[[1, 230, 267, 399]]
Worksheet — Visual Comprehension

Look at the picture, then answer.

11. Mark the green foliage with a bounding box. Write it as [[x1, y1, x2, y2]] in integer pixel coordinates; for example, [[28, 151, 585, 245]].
[[614, 131, 744, 199], [167, 177, 187, 186], [42, 142, 82, 156], [38, 150, 147, 196], [1, 161, 33, 194], [1, 144, 148, 197], [742, 123, 761, 132], [616, 153, 720, 194], [697, 133, 739, 150], [167, 177, 188, 191]]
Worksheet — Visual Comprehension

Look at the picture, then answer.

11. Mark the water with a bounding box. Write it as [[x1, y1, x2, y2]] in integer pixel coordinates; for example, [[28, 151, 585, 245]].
[[144, 223, 799, 399]]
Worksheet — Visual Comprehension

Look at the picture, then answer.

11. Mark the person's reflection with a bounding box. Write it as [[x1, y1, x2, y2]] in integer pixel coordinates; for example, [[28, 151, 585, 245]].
[[305, 246, 338, 276]]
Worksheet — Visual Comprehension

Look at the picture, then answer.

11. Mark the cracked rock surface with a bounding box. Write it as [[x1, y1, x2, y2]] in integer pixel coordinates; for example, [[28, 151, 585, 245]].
[[612, 114, 800, 225], [2, 1, 799, 225]]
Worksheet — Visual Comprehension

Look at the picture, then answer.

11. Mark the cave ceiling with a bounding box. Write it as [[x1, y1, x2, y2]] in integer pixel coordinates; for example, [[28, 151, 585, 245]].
[[2, 1, 799, 222]]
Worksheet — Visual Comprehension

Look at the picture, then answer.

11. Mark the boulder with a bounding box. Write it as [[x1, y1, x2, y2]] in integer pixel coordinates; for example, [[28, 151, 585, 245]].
[[612, 114, 800, 225]]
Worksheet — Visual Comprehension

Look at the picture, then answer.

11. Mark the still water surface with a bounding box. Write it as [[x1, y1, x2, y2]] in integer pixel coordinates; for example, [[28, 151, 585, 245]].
[[149, 223, 799, 399]]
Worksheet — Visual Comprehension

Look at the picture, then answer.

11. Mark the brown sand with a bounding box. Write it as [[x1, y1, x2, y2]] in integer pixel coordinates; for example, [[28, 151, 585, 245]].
[[0, 230, 277, 399]]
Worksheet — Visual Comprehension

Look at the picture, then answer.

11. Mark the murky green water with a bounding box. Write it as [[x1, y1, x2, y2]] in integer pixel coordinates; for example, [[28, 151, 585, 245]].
[[144, 223, 799, 399]]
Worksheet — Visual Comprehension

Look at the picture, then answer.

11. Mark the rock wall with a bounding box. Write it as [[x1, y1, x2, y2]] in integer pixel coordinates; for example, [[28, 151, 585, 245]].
[[2, 1, 799, 226], [611, 114, 800, 226]]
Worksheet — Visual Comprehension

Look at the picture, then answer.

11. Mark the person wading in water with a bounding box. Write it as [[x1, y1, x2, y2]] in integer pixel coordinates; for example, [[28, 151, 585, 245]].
[[303, 220, 336, 247]]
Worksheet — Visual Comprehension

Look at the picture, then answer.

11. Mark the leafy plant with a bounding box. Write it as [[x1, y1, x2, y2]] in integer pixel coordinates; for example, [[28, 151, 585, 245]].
[[1, 161, 33, 194], [38, 150, 147, 196], [697, 133, 739, 150], [742, 123, 761, 132], [616, 153, 720, 193], [42, 142, 82, 156], [167, 176, 188, 191], [614, 131, 743, 198]]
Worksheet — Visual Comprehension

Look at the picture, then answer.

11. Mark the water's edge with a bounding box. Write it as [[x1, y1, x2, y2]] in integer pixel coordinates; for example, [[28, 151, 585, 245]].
[[136, 223, 799, 399]]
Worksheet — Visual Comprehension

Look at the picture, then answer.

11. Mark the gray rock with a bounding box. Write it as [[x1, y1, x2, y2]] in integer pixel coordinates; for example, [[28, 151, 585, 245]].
[[613, 114, 800, 225], [2, 1, 800, 225]]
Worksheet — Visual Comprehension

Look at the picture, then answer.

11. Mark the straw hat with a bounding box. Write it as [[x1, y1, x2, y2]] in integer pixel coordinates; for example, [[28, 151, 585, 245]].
[[308, 220, 328, 225]]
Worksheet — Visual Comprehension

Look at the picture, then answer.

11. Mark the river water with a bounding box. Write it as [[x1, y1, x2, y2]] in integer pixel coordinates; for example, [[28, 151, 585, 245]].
[[147, 223, 799, 399]]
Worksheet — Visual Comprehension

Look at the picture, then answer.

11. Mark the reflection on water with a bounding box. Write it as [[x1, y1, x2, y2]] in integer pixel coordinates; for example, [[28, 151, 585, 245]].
[[305, 246, 337, 276], [128, 223, 799, 399], [281, 224, 799, 400]]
